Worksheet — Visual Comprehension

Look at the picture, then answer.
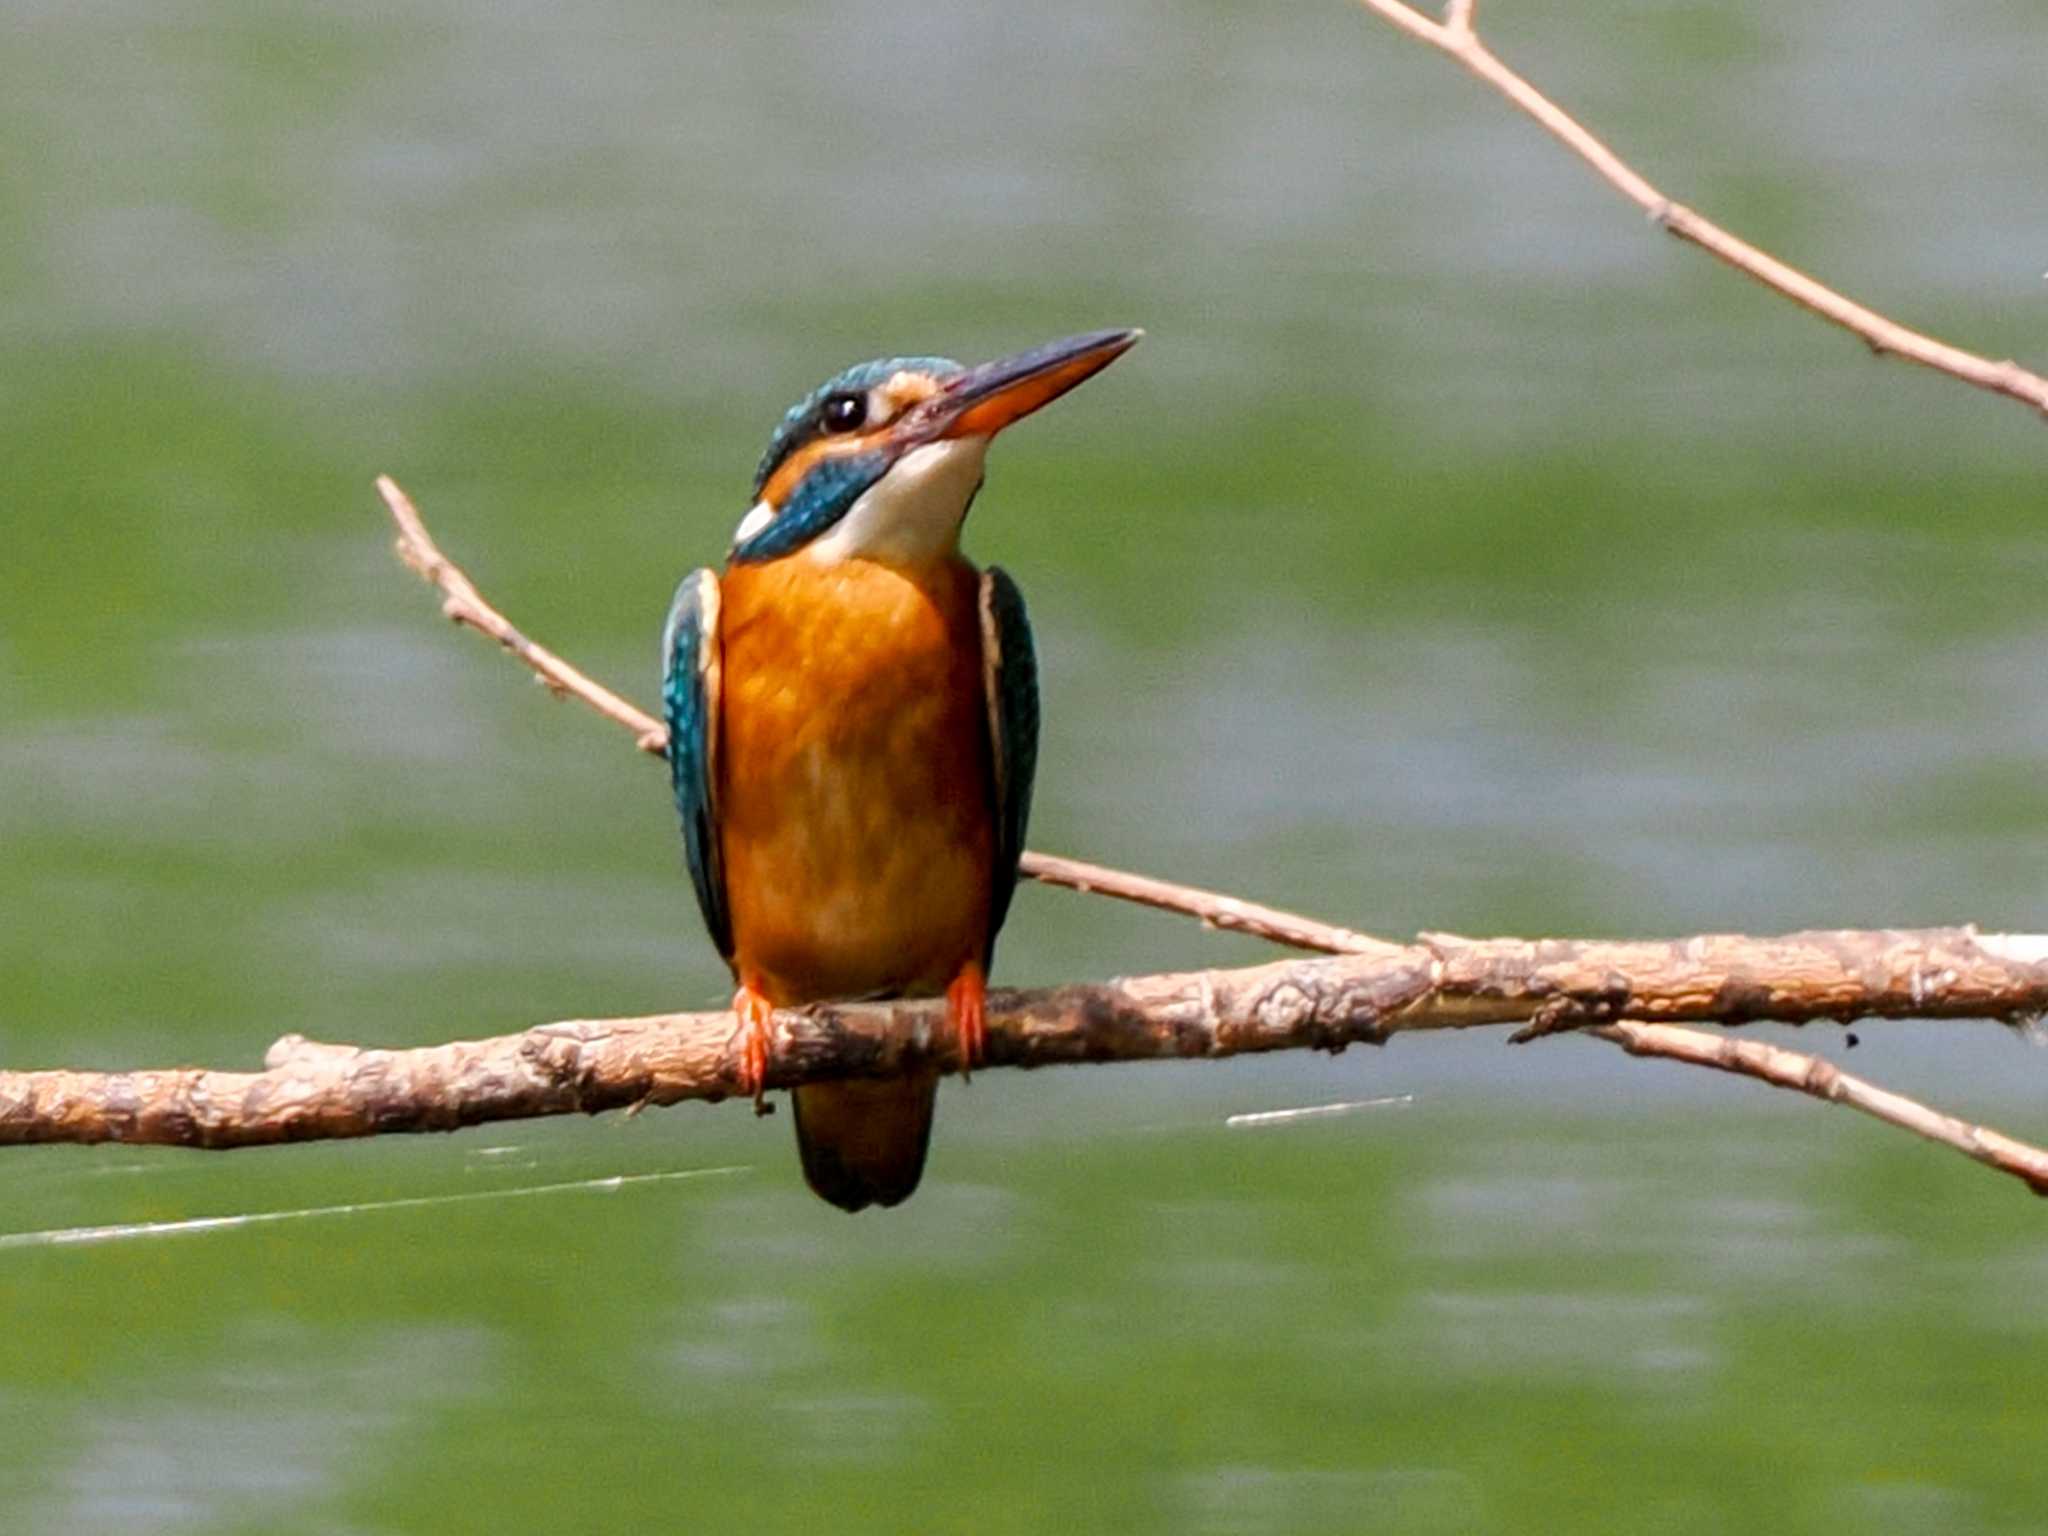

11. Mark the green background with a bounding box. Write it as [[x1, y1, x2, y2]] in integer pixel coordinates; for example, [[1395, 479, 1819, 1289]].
[[3, 1, 2046, 1530]]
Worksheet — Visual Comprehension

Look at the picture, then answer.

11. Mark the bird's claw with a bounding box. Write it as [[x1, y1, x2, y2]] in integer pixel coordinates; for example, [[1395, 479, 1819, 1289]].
[[947, 962, 987, 1081], [733, 982, 776, 1116]]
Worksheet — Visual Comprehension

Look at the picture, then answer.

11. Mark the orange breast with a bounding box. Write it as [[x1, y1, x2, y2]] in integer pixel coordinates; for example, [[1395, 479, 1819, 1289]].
[[717, 553, 994, 1006]]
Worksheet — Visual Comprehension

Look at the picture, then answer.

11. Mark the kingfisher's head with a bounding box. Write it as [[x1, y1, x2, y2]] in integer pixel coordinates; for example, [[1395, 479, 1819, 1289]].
[[728, 327, 1140, 567]]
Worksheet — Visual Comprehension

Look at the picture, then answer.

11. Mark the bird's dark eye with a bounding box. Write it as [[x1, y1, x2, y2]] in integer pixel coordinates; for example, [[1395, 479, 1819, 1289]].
[[820, 391, 867, 434]]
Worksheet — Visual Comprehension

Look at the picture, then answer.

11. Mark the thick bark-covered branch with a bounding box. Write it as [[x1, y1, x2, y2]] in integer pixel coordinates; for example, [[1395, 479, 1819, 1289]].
[[8, 928, 2048, 1192]]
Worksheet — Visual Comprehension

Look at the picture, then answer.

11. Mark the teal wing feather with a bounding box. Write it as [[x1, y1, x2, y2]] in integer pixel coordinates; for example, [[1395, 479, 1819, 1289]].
[[979, 566, 1039, 956], [662, 568, 732, 963]]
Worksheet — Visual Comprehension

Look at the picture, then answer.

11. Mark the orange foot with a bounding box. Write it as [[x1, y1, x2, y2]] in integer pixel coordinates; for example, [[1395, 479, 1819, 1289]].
[[947, 960, 987, 1081], [732, 980, 776, 1116]]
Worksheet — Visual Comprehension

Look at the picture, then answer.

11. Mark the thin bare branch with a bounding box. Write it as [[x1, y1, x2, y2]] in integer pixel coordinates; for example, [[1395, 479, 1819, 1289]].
[[378, 476, 668, 752], [8, 928, 2048, 1194], [1596, 1021, 2048, 1193], [1014, 851, 1401, 956], [1350, 0, 2048, 422], [379, 475, 1375, 945]]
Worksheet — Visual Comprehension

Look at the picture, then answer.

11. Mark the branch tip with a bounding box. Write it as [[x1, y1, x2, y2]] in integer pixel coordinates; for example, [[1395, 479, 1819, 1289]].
[[1350, 0, 2048, 420]]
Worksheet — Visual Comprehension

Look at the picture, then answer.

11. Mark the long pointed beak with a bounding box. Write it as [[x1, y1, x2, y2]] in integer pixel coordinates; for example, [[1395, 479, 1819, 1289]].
[[912, 328, 1142, 442]]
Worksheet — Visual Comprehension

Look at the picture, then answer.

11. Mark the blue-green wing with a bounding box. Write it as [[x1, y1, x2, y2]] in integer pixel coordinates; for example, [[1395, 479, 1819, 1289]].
[[979, 566, 1039, 954], [662, 568, 732, 963]]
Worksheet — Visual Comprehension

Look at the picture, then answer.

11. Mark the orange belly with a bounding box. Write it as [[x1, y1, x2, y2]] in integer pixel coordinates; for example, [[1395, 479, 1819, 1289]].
[[717, 552, 994, 1006]]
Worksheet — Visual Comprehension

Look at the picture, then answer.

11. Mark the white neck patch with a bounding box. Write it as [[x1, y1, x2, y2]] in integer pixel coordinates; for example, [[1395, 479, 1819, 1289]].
[[731, 497, 776, 548], [801, 436, 990, 566]]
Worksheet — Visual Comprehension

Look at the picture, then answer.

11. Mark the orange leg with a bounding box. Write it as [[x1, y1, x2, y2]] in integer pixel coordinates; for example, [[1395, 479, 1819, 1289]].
[[732, 979, 776, 1116], [947, 960, 987, 1081]]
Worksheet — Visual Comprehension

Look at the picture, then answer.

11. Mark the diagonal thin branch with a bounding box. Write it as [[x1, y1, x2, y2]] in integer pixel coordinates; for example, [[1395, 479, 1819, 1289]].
[[382, 476, 669, 752], [1594, 1020, 2048, 1193], [1000, 850, 1400, 957], [1355, 0, 2048, 422]]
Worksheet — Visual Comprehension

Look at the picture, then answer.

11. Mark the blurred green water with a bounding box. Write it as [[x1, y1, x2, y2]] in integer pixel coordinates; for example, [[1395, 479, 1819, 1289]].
[[2, 0, 2046, 1530]]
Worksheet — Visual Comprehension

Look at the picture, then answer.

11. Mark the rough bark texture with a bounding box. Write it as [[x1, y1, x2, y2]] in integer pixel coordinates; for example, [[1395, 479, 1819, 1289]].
[[6, 927, 2046, 1154]]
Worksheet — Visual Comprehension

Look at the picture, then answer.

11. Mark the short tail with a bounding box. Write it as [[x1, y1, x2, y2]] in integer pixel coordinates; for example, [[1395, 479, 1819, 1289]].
[[791, 1072, 940, 1212]]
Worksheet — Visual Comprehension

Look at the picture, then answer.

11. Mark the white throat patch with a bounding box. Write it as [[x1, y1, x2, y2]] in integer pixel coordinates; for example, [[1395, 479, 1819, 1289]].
[[802, 436, 990, 566]]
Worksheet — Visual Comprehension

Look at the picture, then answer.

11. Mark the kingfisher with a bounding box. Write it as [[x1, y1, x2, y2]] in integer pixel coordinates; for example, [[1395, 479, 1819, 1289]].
[[662, 328, 1140, 1211]]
